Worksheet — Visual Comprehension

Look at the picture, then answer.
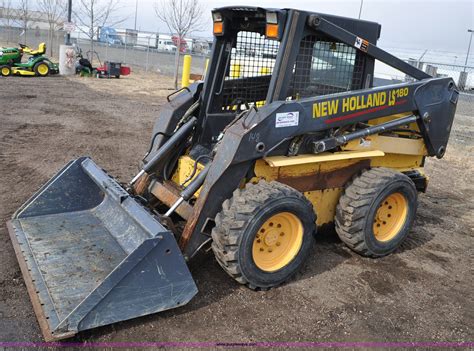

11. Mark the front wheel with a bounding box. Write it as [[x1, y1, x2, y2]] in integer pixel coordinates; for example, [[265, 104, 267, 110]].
[[211, 181, 316, 290], [34, 62, 50, 77], [0, 65, 11, 77]]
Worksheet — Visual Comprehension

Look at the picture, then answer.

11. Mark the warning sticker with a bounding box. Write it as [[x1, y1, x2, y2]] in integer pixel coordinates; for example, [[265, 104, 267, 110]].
[[275, 112, 299, 128], [354, 36, 369, 52]]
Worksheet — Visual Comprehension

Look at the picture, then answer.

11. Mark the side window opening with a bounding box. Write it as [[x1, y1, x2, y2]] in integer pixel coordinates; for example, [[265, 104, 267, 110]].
[[288, 34, 365, 99], [218, 31, 280, 111]]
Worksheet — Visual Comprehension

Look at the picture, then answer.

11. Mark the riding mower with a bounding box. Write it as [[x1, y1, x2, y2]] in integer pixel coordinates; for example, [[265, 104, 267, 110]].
[[75, 48, 131, 78], [0, 42, 59, 77], [7, 7, 458, 341]]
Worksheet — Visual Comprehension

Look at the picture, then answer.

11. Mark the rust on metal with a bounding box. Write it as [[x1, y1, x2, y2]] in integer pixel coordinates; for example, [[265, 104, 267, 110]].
[[133, 173, 151, 196], [277, 160, 370, 192], [149, 180, 193, 220], [190, 73, 203, 81], [178, 197, 203, 250], [6, 221, 75, 342]]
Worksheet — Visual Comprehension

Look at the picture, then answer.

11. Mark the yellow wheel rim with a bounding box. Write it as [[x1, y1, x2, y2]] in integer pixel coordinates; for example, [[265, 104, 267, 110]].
[[252, 212, 303, 272], [37, 63, 49, 76], [1, 67, 9, 76], [373, 192, 408, 242]]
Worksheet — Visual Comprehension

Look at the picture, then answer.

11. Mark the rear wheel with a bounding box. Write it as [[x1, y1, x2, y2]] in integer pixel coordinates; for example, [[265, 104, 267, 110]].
[[34, 62, 50, 77], [211, 181, 315, 290], [0, 65, 11, 77], [335, 168, 417, 257]]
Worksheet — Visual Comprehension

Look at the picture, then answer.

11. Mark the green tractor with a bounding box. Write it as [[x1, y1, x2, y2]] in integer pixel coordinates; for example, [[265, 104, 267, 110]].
[[0, 42, 59, 77]]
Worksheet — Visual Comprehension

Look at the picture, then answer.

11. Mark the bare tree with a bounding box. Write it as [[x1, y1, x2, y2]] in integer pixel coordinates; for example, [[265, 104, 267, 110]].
[[0, 0, 15, 43], [37, 0, 67, 57], [16, 0, 32, 44], [73, 0, 126, 63], [154, 0, 205, 88]]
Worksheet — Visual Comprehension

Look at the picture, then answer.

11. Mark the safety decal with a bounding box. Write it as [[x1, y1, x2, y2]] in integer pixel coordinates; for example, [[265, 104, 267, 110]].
[[355, 36, 369, 52]]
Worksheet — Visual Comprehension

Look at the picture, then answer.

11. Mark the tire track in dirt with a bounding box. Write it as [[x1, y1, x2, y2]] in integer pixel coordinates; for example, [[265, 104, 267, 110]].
[[0, 76, 472, 343]]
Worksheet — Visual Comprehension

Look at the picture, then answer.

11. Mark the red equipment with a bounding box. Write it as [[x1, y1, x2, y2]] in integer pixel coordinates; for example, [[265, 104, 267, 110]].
[[96, 61, 131, 79]]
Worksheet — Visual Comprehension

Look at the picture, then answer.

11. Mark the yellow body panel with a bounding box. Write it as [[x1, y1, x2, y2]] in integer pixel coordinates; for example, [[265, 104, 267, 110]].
[[264, 150, 385, 167], [342, 135, 427, 156], [255, 157, 370, 180], [254, 151, 424, 227], [370, 153, 424, 170], [171, 148, 425, 227], [305, 188, 343, 226], [171, 155, 205, 197]]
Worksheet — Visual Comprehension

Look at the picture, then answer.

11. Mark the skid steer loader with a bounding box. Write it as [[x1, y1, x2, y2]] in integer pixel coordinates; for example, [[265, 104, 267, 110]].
[[7, 7, 458, 340]]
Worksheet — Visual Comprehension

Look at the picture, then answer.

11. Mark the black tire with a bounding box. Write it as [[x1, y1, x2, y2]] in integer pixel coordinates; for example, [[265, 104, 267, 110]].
[[211, 181, 316, 290], [0, 65, 11, 77], [34, 61, 50, 77], [335, 167, 417, 257]]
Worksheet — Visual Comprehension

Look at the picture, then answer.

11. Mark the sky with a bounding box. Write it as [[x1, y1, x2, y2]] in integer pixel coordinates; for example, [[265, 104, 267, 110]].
[[121, 0, 474, 60], [7, 0, 474, 64]]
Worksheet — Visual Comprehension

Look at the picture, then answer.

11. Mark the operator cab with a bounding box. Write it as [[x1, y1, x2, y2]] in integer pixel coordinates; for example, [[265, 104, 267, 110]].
[[196, 7, 381, 148]]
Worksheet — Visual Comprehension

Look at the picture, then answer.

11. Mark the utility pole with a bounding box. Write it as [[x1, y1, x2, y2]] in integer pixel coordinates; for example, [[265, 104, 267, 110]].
[[65, 0, 72, 45], [358, 0, 364, 19], [134, 0, 138, 30], [60, 0, 75, 75], [458, 29, 473, 90], [464, 29, 473, 72]]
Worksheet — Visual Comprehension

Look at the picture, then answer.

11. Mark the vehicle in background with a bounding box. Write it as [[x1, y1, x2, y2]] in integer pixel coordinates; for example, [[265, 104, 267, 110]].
[[69, 25, 98, 43], [137, 32, 158, 49], [116, 28, 138, 46], [191, 40, 210, 55], [99, 27, 123, 46], [171, 35, 188, 53], [158, 38, 177, 52]]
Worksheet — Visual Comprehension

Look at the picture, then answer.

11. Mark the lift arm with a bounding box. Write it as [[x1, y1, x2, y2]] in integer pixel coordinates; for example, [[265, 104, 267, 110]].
[[307, 15, 432, 81]]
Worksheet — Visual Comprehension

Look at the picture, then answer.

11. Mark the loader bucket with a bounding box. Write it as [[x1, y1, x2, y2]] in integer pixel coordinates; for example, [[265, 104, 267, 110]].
[[7, 157, 197, 341]]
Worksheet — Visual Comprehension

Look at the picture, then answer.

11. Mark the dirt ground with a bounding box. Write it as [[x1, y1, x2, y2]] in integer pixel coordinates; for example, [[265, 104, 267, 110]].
[[0, 74, 472, 344]]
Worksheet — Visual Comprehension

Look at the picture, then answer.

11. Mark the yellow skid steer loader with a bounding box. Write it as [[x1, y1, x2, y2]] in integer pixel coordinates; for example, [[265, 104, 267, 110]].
[[7, 7, 458, 340]]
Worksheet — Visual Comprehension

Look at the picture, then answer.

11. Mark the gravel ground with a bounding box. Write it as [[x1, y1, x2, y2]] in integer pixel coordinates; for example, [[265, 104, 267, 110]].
[[0, 75, 472, 345]]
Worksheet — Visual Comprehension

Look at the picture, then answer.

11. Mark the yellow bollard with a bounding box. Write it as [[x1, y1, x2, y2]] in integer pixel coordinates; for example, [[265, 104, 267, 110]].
[[181, 54, 192, 88], [230, 64, 241, 78], [259, 67, 271, 75]]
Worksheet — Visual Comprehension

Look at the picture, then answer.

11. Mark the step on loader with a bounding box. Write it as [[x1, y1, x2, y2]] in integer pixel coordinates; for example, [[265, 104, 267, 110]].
[[7, 7, 458, 340]]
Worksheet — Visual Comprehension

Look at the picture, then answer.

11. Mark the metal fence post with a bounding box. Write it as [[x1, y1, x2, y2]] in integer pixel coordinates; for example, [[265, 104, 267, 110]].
[[123, 40, 127, 63], [105, 34, 109, 63], [146, 37, 150, 72]]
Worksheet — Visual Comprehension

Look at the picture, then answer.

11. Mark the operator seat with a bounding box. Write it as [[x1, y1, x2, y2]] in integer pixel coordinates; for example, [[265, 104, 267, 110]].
[[27, 42, 46, 56]]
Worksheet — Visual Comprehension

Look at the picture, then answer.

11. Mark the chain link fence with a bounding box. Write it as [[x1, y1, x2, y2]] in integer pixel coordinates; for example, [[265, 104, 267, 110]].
[[0, 26, 64, 58], [1, 26, 474, 88], [0, 26, 210, 76], [84, 41, 208, 76], [418, 61, 474, 91]]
